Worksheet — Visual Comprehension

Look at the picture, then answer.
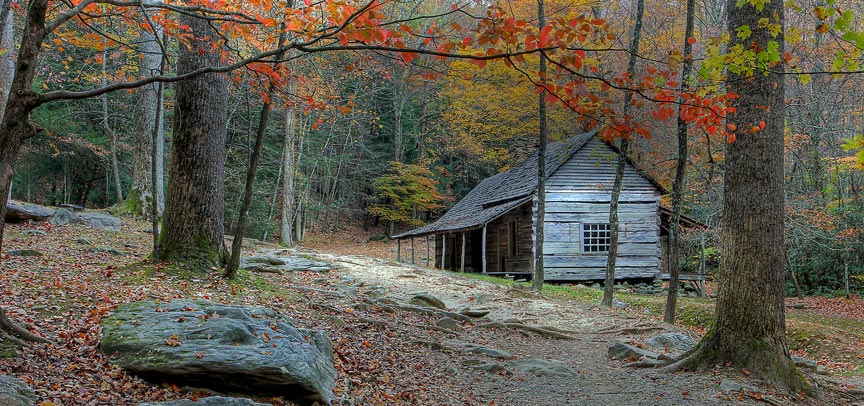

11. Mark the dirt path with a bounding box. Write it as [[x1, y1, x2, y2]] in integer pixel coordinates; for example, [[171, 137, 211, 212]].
[[295, 248, 773, 405]]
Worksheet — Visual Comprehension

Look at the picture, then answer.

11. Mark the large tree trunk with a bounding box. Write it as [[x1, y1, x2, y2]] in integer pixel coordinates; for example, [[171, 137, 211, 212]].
[[671, 0, 808, 393], [664, 0, 696, 323], [602, 0, 644, 307], [0, 0, 50, 343], [130, 23, 165, 217], [157, 13, 228, 270], [0, 3, 13, 120]]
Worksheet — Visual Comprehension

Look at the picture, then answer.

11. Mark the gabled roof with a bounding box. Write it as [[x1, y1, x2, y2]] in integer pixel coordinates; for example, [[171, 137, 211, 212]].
[[393, 132, 596, 239]]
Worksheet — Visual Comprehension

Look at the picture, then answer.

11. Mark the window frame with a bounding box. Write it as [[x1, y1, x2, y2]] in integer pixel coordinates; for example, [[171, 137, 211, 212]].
[[581, 222, 611, 254]]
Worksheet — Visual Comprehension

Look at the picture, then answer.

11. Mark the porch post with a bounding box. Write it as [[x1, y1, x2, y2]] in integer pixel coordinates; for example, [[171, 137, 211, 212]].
[[397, 239, 401, 263], [426, 235, 431, 267], [460, 232, 466, 273], [411, 238, 415, 264], [442, 233, 447, 270], [482, 224, 487, 274]]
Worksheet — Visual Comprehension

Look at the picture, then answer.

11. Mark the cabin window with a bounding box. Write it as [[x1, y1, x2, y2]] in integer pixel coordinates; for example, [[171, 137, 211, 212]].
[[508, 220, 518, 256], [582, 223, 611, 253]]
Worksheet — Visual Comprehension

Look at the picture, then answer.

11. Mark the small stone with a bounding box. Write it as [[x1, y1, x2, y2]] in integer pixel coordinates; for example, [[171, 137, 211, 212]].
[[636, 288, 654, 294], [507, 359, 576, 377], [88, 247, 126, 256], [720, 380, 743, 392], [410, 293, 447, 310], [611, 298, 630, 308], [454, 342, 512, 359], [7, 249, 43, 257], [23, 230, 46, 236], [436, 317, 459, 330], [590, 283, 602, 289], [76, 239, 93, 245], [607, 342, 659, 360], [334, 285, 358, 297], [644, 332, 697, 353]]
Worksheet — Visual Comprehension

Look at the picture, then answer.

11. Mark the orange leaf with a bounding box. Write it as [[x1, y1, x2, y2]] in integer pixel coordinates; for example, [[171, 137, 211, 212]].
[[687, 37, 696, 44]]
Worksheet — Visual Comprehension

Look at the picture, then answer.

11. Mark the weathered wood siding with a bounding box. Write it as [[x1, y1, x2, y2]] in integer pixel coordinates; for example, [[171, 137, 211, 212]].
[[433, 201, 533, 273], [541, 138, 661, 280]]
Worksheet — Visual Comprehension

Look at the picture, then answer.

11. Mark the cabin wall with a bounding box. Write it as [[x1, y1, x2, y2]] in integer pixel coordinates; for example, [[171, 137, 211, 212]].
[[541, 138, 661, 280]]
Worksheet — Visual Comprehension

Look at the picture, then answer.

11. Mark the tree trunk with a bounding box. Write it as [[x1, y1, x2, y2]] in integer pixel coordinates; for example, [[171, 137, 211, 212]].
[[101, 47, 123, 205], [0, 3, 13, 121], [664, 0, 696, 324], [130, 20, 165, 217], [225, 32, 287, 279], [531, 0, 547, 292], [602, 0, 644, 307], [280, 88, 297, 246], [672, 0, 809, 392], [0, 0, 50, 343], [158, 13, 228, 271]]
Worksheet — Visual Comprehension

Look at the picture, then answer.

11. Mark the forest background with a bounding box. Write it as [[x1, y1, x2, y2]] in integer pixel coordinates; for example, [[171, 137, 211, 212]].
[[4, 0, 864, 299]]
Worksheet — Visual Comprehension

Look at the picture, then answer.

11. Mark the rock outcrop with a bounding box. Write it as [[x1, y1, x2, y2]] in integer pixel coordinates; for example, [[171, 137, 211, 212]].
[[101, 299, 337, 405]]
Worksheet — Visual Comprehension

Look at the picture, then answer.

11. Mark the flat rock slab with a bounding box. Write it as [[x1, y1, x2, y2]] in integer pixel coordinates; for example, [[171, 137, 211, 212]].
[[607, 342, 659, 360], [73, 213, 122, 231], [101, 299, 336, 405], [0, 375, 36, 406], [5, 202, 54, 223], [139, 397, 271, 406], [240, 256, 333, 273], [6, 249, 43, 257], [644, 332, 696, 353], [508, 359, 576, 377]]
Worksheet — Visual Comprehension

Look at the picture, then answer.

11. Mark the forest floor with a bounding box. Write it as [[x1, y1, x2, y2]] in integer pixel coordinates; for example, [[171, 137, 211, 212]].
[[0, 219, 862, 405]]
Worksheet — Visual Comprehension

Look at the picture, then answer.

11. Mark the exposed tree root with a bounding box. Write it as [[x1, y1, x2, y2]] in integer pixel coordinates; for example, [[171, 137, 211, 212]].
[[477, 321, 576, 340], [0, 306, 51, 344], [664, 332, 812, 395]]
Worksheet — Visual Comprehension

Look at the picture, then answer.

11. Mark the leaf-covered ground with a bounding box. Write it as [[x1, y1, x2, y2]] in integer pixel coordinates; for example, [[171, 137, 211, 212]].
[[0, 218, 862, 405]]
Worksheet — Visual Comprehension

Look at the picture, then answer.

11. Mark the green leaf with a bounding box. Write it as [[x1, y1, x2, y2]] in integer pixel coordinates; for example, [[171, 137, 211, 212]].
[[736, 25, 751, 40]]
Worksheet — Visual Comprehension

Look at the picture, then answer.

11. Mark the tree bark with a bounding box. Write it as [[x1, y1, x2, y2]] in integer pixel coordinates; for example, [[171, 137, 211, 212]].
[[131, 19, 165, 217], [0, 0, 49, 343], [101, 47, 123, 205], [0, 3, 13, 121], [664, 0, 696, 324], [602, 0, 644, 307], [531, 0, 547, 292], [280, 86, 297, 246], [157, 13, 228, 271], [671, 0, 809, 392]]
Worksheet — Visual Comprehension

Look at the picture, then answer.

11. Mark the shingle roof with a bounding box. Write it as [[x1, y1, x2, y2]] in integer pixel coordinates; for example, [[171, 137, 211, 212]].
[[393, 132, 596, 239]]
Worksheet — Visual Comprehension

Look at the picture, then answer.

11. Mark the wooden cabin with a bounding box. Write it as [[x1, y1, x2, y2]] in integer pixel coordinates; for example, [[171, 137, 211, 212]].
[[393, 132, 669, 281]]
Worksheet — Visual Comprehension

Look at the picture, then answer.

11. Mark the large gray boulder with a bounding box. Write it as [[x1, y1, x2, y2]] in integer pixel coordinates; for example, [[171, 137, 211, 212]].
[[0, 375, 36, 406], [73, 213, 122, 231], [101, 300, 336, 405], [4, 202, 54, 223], [139, 397, 271, 406], [49, 208, 76, 226]]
